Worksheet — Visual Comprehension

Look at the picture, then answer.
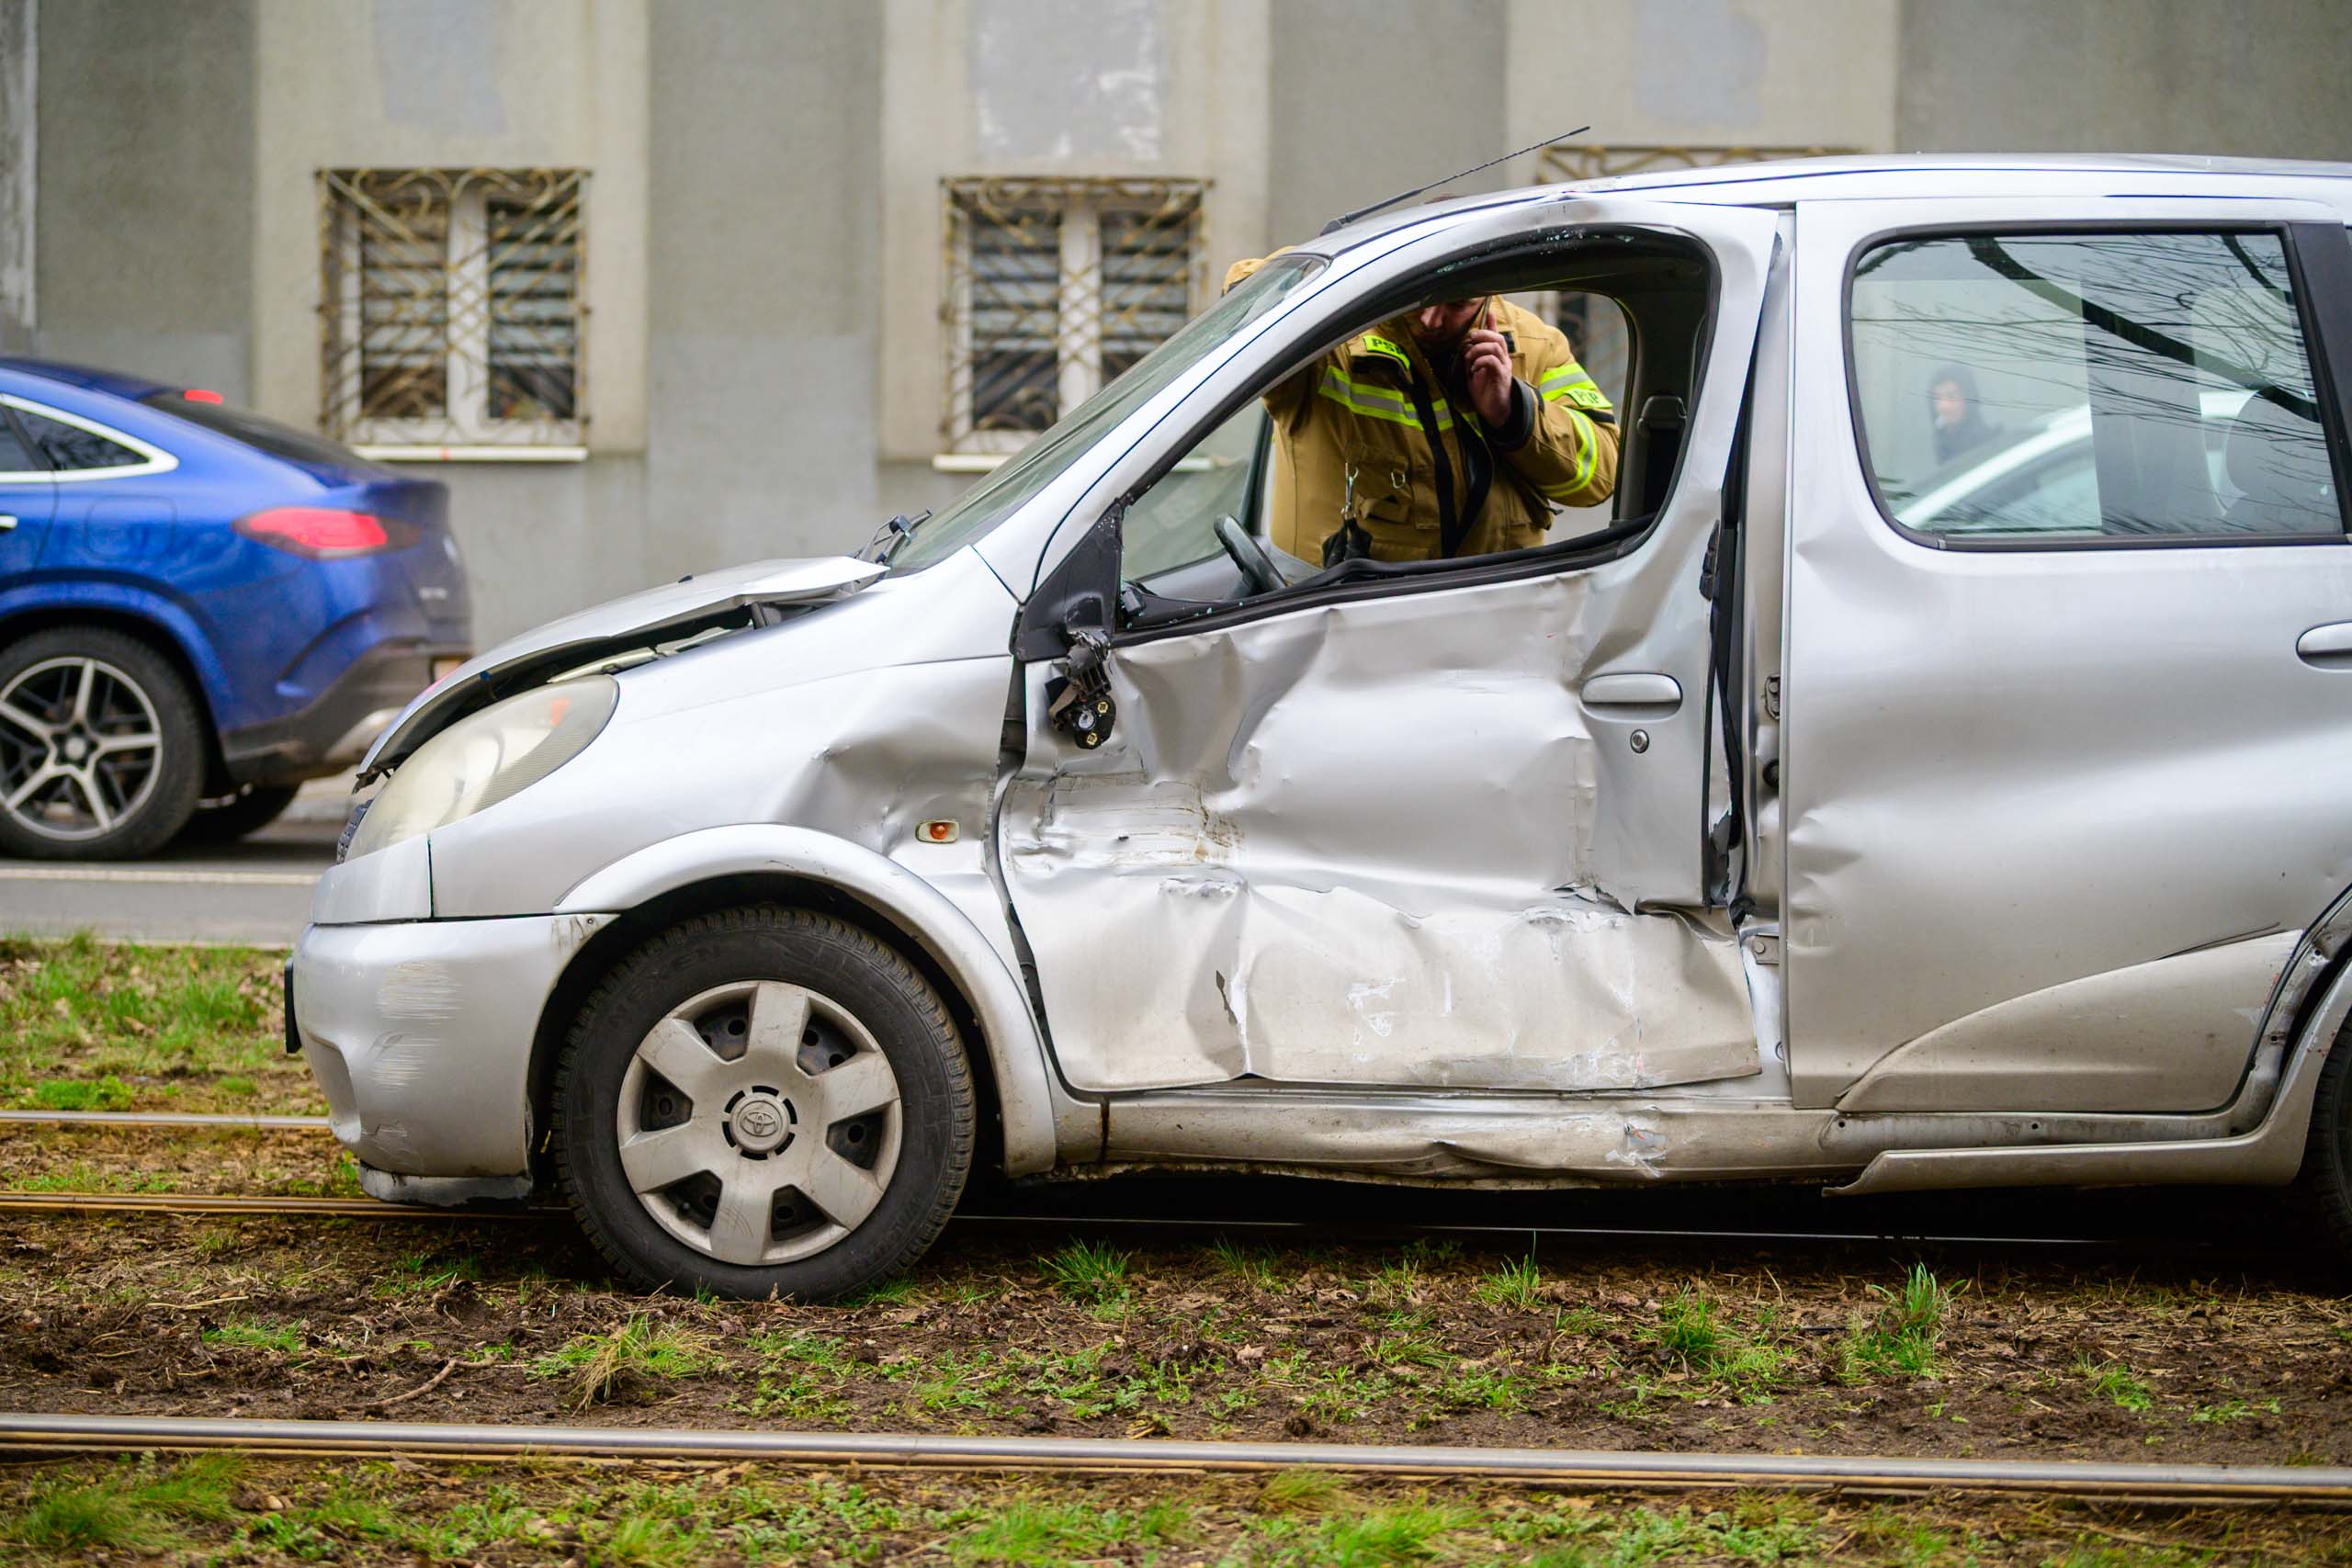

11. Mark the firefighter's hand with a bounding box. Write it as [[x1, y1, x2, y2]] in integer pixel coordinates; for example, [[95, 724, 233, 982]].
[[1462, 328, 1515, 426]]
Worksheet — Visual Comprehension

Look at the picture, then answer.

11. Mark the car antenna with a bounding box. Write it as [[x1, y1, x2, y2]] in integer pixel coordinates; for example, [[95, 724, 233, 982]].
[[1319, 126, 1589, 236]]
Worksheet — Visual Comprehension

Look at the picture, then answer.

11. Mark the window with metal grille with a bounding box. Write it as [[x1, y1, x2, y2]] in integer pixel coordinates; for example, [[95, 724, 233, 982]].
[[944, 178, 1204, 454], [320, 169, 585, 455]]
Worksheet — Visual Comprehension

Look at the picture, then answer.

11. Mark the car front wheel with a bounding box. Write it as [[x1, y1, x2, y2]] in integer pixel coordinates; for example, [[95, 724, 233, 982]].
[[0, 627, 204, 860], [553, 907, 976, 1301]]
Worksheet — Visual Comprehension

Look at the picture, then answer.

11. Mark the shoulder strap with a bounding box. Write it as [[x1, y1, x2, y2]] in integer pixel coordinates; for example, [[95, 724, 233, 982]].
[[1403, 365, 1459, 556]]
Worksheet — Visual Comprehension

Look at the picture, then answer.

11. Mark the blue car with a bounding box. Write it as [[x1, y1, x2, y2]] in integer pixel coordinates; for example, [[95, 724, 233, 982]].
[[0, 359, 471, 859]]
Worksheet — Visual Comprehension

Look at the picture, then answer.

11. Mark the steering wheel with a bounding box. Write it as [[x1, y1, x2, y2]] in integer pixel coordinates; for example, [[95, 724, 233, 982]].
[[1215, 514, 1285, 596]]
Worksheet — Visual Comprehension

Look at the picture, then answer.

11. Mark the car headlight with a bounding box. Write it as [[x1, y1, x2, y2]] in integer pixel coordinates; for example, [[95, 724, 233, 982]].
[[345, 677, 618, 860]]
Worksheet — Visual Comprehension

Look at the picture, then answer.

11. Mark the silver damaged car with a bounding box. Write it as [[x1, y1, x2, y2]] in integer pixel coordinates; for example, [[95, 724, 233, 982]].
[[292, 155, 2352, 1300]]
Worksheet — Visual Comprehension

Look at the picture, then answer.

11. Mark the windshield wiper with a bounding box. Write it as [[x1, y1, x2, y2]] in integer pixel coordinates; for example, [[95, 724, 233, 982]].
[[863, 510, 931, 565]]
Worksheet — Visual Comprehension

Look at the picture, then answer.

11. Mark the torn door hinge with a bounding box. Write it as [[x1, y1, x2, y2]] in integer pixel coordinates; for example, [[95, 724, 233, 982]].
[[1744, 927, 1781, 966], [1763, 676, 1781, 720]]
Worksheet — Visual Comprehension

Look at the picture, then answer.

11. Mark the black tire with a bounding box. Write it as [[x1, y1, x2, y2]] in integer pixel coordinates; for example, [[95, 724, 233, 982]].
[[2293, 1014, 2352, 1259], [178, 783, 303, 845], [552, 906, 976, 1302], [0, 626, 205, 861]]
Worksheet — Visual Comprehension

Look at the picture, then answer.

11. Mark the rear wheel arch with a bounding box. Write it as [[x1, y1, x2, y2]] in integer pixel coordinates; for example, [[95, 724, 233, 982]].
[[0, 604, 230, 791], [527, 873, 1012, 1186]]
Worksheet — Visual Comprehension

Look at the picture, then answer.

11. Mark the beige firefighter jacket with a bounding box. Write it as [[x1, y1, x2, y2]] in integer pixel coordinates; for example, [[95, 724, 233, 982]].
[[1226, 254, 1621, 564]]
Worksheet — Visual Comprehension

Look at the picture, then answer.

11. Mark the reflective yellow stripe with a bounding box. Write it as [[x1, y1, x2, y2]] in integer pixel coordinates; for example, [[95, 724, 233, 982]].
[[1537, 407, 1601, 499], [1540, 367, 1612, 411], [1569, 407, 1599, 491], [1315, 368, 1454, 432]]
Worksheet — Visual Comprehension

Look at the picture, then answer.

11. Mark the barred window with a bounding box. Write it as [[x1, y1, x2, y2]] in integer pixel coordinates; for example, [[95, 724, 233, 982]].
[[944, 178, 1204, 454], [320, 169, 585, 454]]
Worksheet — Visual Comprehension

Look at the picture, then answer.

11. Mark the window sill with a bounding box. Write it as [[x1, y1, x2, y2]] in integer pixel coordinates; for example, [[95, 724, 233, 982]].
[[352, 444, 590, 464]]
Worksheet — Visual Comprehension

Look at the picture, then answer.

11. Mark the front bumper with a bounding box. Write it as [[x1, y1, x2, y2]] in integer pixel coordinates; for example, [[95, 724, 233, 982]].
[[290, 913, 607, 1182]]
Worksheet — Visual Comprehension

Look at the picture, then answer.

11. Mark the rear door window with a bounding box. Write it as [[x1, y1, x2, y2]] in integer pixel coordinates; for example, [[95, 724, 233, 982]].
[[0, 415, 45, 477], [10, 405, 152, 474], [1849, 231, 2344, 544]]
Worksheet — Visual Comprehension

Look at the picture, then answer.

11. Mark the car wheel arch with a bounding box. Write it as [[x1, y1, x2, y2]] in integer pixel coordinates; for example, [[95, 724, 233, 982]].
[[529, 850, 1061, 1186], [0, 603, 232, 792]]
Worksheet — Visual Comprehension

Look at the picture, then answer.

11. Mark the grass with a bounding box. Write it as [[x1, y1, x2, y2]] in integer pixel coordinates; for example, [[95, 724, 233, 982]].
[[1842, 1263, 1960, 1380], [947, 1497, 1190, 1564], [1208, 1235, 1283, 1291], [1642, 1288, 1790, 1401], [200, 1319, 303, 1355], [1041, 1238, 1132, 1315], [1, 1453, 242, 1552], [10, 1158, 174, 1194], [745, 1330, 856, 1421], [2190, 1396, 2280, 1424], [374, 1250, 482, 1297], [28, 1075, 132, 1111], [529, 1315, 722, 1408], [0, 1459, 2320, 1565], [1474, 1254, 1543, 1312], [2077, 1356, 2155, 1413], [0, 933, 311, 1111]]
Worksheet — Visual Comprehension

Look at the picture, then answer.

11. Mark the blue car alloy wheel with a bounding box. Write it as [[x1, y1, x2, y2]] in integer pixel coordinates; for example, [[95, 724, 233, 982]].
[[0, 625, 203, 858]]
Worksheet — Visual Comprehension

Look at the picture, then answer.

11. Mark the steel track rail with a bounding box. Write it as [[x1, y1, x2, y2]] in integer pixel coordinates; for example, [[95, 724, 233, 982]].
[[2, 1412, 2346, 1503], [0, 1110, 330, 1130], [0, 1192, 545, 1220], [0, 1189, 2135, 1247]]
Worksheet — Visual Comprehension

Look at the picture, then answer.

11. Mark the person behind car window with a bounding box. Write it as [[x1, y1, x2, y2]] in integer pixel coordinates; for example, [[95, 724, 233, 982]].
[[1928, 361, 1999, 464], [1227, 252, 1620, 569]]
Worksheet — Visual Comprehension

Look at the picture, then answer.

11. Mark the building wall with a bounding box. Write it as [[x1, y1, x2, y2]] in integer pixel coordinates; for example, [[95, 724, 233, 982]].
[[1508, 0, 1899, 159], [1897, 0, 2352, 160], [1266, 0, 1507, 243], [0, 0, 35, 353], [645, 0, 884, 582], [34, 0, 256, 397]]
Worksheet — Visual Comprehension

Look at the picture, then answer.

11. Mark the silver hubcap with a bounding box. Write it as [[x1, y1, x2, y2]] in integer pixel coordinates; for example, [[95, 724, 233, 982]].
[[616, 980, 903, 1268], [0, 656, 164, 841]]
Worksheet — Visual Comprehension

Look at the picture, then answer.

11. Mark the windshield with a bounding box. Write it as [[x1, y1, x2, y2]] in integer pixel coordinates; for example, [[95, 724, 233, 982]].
[[888, 254, 1325, 571]]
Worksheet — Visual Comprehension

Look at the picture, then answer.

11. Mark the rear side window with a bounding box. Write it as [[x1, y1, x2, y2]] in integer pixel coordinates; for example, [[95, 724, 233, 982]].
[[1849, 231, 2343, 544], [13, 406, 143, 472], [0, 416, 43, 476]]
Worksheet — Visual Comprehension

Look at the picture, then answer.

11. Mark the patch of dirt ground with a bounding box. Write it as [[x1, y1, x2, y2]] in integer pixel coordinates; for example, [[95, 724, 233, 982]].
[[0, 1182, 2347, 1472]]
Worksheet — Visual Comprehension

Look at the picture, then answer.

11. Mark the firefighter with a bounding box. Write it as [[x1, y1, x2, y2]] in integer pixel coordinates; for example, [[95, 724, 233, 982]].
[[1227, 254, 1620, 568]]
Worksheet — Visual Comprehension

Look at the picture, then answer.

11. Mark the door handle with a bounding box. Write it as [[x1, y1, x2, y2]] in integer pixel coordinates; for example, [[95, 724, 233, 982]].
[[0, 515, 16, 531], [1579, 672, 1683, 715], [2297, 622, 2352, 668]]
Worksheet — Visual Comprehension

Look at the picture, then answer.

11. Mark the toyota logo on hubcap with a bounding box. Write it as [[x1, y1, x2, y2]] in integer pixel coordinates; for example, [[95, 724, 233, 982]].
[[731, 1093, 793, 1155]]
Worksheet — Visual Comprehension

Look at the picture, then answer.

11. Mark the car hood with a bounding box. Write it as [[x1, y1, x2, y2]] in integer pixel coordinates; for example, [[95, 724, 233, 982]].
[[357, 556, 885, 780]]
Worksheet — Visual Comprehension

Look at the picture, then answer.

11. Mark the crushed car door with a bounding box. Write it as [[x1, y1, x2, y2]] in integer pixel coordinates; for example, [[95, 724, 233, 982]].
[[1781, 197, 2352, 1113], [1001, 201, 1784, 1093]]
